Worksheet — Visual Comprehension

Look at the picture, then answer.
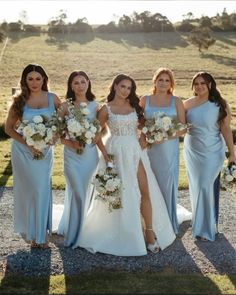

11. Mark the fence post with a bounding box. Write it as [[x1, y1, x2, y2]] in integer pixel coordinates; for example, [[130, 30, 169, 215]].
[[12, 87, 20, 95]]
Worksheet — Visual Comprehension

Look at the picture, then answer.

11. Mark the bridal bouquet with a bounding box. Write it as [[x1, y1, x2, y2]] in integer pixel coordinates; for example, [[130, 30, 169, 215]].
[[65, 100, 101, 154], [20, 115, 55, 159], [221, 162, 236, 196], [94, 155, 122, 212], [141, 111, 190, 147], [46, 107, 67, 144]]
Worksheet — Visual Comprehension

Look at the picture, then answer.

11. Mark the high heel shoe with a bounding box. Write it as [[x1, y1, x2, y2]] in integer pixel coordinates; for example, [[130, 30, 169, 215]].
[[147, 240, 160, 253], [146, 228, 161, 253]]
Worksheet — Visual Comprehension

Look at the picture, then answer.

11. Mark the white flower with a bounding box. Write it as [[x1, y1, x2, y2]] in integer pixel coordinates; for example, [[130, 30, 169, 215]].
[[142, 127, 148, 134], [34, 140, 47, 150], [225, 174, 234, 182], [90, 126, 97, 133], [83, 120, 90, 129], [80, 102, 87, 108], [232, 170, 236, 178], [154, 132, 163, 142], [81, 107, 90, 115], [162, 116, 172, 126], [85, 130, 93, 139], [51, 125, 57, 132], [26, 137, 34, 146], [105, 179, 118, 192], [33, 115, 43, 124], [23, 125, 35, 137]]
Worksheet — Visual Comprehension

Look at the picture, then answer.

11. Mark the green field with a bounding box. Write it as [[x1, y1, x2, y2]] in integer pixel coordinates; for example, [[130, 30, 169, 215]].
[[0, 31, 236, 189]]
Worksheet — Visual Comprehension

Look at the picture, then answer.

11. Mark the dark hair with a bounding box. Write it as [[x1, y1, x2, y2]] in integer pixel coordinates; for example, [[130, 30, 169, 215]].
[[191, 71, 227, 123], [12, 64, 49, 119], [107, 74, 143, 120], [66, 71, 95, 102]]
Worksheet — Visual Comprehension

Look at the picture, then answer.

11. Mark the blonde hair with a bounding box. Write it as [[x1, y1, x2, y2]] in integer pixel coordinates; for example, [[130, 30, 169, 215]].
[[152, 67, 175, 94]]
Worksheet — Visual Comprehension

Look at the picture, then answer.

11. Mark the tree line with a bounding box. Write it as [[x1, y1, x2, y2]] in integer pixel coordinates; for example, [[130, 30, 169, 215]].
[[0, 8, 235, 52], [1, 8, 236, 35]]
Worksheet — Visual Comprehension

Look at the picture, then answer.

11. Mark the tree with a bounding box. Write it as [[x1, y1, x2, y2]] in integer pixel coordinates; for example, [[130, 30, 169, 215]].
[[48, 10, 68, 34], [188, 28, 216, 52], [182, 12, 194, 20], [199, 16, 212, 28]]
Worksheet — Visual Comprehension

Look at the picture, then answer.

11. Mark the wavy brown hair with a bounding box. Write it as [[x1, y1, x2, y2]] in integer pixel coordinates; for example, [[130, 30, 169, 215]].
[[65, 70, 95, 102], [152, 67, 175, 95], [107, 74, 143, 120], [191, 71, 227, 123], [12, 64, 49, 119]]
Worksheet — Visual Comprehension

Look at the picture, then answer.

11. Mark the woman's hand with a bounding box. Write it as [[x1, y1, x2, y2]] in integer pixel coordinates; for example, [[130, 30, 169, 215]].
[[228, 154, 236, 165], [28, 145, 43, 159], [139, 133, 148, 150], [92, 133, 101, 145]]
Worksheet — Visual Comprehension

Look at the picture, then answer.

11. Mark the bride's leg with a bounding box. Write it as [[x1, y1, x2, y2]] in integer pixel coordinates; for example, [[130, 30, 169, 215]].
[[137, 160, 156, 246]]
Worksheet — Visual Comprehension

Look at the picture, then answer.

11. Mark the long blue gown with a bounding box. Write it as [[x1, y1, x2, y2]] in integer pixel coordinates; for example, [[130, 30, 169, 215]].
[[183, 100, 225, 241], [11, 92, 55, 244], [57, 101, 99, 247], [144, 95, 180, 234]]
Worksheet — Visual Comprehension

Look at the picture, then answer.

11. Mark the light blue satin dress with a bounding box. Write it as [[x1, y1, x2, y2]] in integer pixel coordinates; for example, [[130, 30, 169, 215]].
[[144, 95, 180, 234], [11, 92, 55, 244], [183, 100, 225, 241], [57, 101, 99, 247]]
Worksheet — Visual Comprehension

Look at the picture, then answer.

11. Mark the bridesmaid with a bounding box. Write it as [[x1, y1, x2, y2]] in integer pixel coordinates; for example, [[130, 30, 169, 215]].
[[140, 67, 186, 234], [183, 71, 236, 241], [5, 64, 61, 249], [57, 70, 100, 247]]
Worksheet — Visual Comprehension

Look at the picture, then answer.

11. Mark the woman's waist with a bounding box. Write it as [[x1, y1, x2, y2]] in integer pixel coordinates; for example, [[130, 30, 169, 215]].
[[184, 133, 224, 150]]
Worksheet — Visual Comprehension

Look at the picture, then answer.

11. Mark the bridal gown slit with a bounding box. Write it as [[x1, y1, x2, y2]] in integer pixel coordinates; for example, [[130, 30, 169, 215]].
[[74, 105, 177, 256]]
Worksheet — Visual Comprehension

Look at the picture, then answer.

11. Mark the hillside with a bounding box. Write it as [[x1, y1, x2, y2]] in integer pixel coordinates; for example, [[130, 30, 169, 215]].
[[0, 31, 235, 127]]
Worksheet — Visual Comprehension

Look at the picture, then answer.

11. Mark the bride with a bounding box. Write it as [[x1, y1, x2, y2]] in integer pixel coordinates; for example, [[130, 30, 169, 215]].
[[71, 74, 180, 256]]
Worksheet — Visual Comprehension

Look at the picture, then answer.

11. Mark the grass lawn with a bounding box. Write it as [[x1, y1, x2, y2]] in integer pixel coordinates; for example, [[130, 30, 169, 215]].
[[0, 272, 236, 294]]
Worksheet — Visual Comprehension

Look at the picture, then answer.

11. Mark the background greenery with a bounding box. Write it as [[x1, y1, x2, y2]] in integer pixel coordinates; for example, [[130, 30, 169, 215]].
[[0, 31, 235, 189]]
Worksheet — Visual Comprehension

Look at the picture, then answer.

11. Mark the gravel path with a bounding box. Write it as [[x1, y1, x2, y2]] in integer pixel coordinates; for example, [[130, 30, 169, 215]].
[[0, 187, 235, 277]]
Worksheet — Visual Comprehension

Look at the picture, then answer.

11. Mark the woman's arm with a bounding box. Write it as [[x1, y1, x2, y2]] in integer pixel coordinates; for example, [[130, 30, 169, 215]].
[[96, 105, 110, 163], [5, 106, 26, 145], [175, 96, 187, 137], [53, 93, 61, 110], [5, 105, 40, 157], [220, 104, 236, 163]]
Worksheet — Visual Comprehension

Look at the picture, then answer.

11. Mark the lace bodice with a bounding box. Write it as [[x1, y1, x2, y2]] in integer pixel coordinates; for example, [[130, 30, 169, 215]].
[[106, 105, 138, 136]]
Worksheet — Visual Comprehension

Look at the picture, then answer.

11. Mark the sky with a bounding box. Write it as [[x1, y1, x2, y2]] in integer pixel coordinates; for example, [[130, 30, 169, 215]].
[[0, 0, 235, 25]]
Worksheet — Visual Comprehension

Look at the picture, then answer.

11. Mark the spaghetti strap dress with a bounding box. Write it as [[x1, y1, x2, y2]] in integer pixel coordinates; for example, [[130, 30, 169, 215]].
[[57, 101, 99, 247], [11, 92, 55, 244]]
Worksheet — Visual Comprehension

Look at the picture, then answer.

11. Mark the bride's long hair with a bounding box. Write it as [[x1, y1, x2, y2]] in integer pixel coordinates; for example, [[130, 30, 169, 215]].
[[107, 74, 143, 120]]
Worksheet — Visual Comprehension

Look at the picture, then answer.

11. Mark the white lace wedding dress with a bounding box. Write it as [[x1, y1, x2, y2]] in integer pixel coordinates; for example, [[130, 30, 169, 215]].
[[69, 105, 182, 256]]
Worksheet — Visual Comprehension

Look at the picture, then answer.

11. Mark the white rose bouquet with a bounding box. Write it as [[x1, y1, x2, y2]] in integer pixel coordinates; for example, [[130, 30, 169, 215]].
[[65, 99, 101, 154], [20, 115, 55, 160], [93, 155, 122, 212], [142, 111, 190, 147], [221, 162, 236, 196]]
